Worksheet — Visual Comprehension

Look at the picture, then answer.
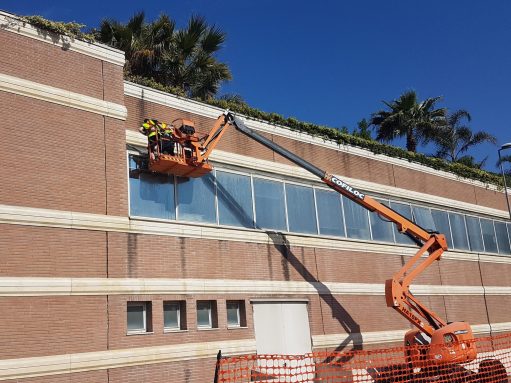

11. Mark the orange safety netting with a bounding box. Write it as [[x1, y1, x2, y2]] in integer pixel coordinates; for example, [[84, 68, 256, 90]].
[[215, 333, 511, 383]]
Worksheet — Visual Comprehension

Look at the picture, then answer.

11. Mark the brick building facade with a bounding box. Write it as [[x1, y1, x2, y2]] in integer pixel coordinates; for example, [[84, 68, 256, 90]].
[[1, 11, 510, 383]]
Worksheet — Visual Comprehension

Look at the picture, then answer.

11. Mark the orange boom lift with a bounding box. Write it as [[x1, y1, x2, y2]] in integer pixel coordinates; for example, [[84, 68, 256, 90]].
[[141, 111, 477, 366]]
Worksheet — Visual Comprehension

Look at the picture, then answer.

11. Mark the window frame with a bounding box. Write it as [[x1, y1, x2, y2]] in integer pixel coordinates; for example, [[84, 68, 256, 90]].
[[314, 187, 346, 238], [215, 169, 255, 229], [126, 151, 510, 256], [252, 176, 287, 231], [196, 301, 213, 329], [226, 301, 241, 328], [480, 218, 499, 254], [163, 301, 182, 331], [127, 301, 148, 335], [284, 182, 319, 234], [464, 214, 485, 253]]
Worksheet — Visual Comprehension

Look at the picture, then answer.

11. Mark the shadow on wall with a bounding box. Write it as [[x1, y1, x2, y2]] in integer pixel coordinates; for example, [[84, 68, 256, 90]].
[[266, 231, 363, 360], [214, 176, 363, 356]]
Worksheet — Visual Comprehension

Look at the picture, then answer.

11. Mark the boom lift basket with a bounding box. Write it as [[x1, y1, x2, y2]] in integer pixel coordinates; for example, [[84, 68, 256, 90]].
[[147, 118, 213, 178]]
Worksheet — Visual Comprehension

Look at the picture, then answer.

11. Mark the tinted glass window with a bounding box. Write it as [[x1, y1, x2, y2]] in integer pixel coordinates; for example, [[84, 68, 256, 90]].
[[163, 302, 180, 329], [431, 210, 453, 248], [177, 174, 216, 223], [391, 202, 415, 245], [343, 197, 370, 240], [448, 213, 470, 251], [216, 171, 254, 228], [413, 206, 436, 232], [465, 216, 484, 252], [129, 156, 175, 219], [127, 303, 145, 332], [495, 221, 511, 255], [480, 219, 498, 253], [197, 301, 212, 328], [315, 189, 345, 237], [370, 199, 395, 243], [286, 184, 317, 234], [253, 178, 286, 230], [226, 302, 240, 327]]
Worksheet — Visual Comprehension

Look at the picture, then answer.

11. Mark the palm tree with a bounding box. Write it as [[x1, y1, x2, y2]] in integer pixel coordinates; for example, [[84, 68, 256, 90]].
[[352, 118, 372, 140], [370, 90, 447, 152], [97, 12, 163, 76], [159, 16, 231, 99], [96, 13, 231, 100], [433, 109, 496, 164]]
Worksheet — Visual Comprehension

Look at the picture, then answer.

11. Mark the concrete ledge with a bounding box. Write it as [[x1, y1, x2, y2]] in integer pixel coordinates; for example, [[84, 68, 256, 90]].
[[0, 11, 125, 66], [0, 339, 256, 381], [0, 277, 509, 297], [1, 203, 510, 264], [0, 73, 127, 120]]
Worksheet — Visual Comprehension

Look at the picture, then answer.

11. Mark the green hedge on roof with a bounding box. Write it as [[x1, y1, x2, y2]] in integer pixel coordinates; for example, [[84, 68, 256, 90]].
[[127, 76, 503, 188]]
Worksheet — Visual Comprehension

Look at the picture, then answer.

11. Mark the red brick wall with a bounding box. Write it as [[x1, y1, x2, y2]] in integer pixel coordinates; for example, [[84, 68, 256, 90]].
[[109, 358, 218, 383], [0, 93, 105, 213], [3, 371, 107, 383], [0, 93, 127, 215], [480, 262, 511, 286], [0, 29, 123, 103], [0, 296, 107, 359], [0, 225, 107, 277]]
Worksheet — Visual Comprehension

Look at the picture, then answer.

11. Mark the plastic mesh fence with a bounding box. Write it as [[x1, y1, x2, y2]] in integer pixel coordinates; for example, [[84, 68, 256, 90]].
[[216, 333, 511, 383]]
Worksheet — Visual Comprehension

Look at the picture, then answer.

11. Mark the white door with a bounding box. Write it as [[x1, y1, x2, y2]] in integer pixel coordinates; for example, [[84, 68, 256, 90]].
[[252, 301, 314, 382]]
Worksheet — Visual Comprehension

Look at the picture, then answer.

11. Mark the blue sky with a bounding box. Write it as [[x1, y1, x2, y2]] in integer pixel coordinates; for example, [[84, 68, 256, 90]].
[[2, 1, 511, 172]]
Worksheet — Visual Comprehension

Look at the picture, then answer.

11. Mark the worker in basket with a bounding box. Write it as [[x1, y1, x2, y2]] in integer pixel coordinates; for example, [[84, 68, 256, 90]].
[[139, 118, 176, 158], [139, 119, 159, 160], [158, 121, 175, 156]]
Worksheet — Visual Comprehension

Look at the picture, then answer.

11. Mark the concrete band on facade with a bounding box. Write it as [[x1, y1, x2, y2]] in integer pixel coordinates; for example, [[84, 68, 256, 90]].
[[0, 11, 125, 66], [1, 11, 511, 383], [0, 73, 127, 120], [1, 276, 511, 297], [1, 202, 510, 265]]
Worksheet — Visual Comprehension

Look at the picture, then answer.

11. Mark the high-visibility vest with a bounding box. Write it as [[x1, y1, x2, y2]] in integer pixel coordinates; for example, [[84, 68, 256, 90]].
[[141, 119, 158, 138], [159, 122, 173, 136]]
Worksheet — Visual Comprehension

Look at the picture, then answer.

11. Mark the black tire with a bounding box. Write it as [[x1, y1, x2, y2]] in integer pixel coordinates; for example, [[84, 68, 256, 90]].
[[478, 359, 508, 383]]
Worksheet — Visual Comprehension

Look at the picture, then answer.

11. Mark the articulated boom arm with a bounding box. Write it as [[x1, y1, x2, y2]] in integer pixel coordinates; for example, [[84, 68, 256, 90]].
[[204, 112, 450, 337]]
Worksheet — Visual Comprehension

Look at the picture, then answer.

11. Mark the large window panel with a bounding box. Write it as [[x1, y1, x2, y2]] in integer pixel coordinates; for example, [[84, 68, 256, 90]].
[[390, 202, 415, 245], [253, 178, 287, 231], [448, 213, 470, 251], [431, 210, 453, 248], [129, 156, 175, 219], [286, 184, 317, 234], [370, 199, 395, 243], [343, 197, 371, 240], [177, 174, 216, 223], [495, 221, 511, 255], [465, 216, 484, 252], [216, 171, 254, 228], [480, 219, 498, 253], [413, 206, 436, 232], [315, 189, 345, 237]]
